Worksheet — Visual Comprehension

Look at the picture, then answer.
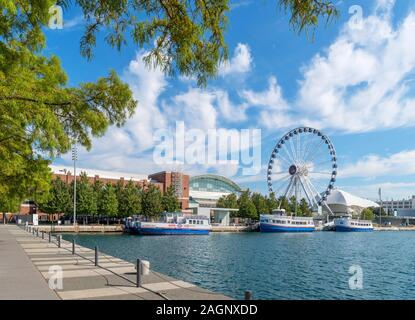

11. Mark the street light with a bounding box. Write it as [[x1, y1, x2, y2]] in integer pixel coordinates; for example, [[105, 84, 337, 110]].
[[72, 142, 78, 227]]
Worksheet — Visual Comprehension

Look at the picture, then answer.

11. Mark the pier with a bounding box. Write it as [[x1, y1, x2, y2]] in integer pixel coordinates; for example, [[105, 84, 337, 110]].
[[0, 225, 230, 300]]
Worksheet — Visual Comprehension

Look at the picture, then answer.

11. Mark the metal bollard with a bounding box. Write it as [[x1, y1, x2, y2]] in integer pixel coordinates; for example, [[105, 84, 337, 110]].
[[48, 232, 51, 243], [95, 246, 99, 266], [57, 235, 61, 248], [42, 231, 44, 240], [136, 259, 142, 287], [72, 239, 75, 254], [32, 228, 34, 235], [36, 229, 39, 237], [244, 291, 252, 300]]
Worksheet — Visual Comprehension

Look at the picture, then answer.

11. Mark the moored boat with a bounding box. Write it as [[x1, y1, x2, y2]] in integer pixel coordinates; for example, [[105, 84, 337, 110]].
[[124, 212, 211, 235], [334, 216, 373, 232], [260, 209, 315, 233]]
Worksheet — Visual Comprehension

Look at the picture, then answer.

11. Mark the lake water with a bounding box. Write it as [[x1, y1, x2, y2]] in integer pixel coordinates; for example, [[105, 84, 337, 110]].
[[63, 232, 415, 300]]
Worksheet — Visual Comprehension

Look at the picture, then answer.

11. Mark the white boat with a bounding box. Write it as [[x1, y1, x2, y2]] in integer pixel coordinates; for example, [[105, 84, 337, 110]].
[[260, 209, 315, 233], [124, 212, 211, 235], [334, 216, 373, 232]]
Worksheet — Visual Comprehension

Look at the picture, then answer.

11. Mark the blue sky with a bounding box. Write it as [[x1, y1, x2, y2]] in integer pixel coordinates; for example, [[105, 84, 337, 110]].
[[47, 0, 415, 201]]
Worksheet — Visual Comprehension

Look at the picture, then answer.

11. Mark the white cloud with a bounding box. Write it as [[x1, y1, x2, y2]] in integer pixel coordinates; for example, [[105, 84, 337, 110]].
[[123, 50, 168, 151], [341, 150, 415, 179], [220, 43, 252, 76], [340, 182, 415, 201], [295, 2, 415, 133], [63, 15, 85, 29], [241, 1, 415, 134]]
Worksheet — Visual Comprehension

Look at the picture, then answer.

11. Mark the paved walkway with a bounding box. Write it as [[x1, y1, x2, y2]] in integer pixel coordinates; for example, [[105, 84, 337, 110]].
[[0, 225, 58, 299], [0, 225, 230, 300]]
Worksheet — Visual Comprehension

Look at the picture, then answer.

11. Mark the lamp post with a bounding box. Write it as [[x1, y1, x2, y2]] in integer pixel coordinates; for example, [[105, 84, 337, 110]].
[[379, 188, 382, 227], [72, 142, 78, 227]]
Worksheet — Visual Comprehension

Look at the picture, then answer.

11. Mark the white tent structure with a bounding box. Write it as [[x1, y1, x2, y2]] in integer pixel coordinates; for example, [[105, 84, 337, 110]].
[[325, 189, 379, 216]]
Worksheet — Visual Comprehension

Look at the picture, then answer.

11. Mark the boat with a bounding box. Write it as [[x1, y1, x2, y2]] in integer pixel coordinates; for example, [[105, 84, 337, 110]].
[[259, 209, 315, 233], [334, 216, 373, 232], [322, 220, 336, 231], [124, 212, 211, 235]]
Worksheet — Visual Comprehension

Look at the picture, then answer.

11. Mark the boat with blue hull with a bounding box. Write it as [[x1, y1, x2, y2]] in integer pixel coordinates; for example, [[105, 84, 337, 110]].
[[260, 210, 315, 233], [125, 212, 211, 235], [334, 217, 373, 232]]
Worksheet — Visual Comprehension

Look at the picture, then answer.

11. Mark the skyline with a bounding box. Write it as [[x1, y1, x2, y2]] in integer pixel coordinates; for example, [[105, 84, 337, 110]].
[[46, 0, 415, 200]]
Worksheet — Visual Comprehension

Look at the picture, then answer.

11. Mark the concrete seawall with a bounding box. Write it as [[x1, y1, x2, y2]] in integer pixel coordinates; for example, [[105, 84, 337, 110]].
[[0, 225, 230, 300], [34, 224, 123, 233]]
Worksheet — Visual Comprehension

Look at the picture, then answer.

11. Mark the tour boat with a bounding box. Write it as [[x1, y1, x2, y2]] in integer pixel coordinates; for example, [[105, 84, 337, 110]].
[[334, 216, 373, 232], [259, 209, 315, 233], [124, 212, 211, 235]]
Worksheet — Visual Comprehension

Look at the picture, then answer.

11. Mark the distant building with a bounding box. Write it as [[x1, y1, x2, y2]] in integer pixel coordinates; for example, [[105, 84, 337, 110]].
[[189, 174, 242, 225], [148, 171, 189, 210], [378, 196, 415, 217]]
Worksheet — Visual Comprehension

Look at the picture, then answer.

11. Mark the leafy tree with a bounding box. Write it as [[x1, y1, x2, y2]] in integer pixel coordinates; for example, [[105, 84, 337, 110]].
[[141, 184, 163, 219], [280, 0, 339, 36], [38, 177, 72, 215], [238, 190, 257, 220], [299, 198, 312, 217], [98, 183, 118, 217], [361, 208, 375, 221], [289, 196, 299, 215], [162, 186, 180, 212], [251, 192, 268, 215], [75, 172, 97, 216], [118, 180, 142, 218], [266, 192, 279, 214], [278, 196, 291, 213], [217, 193, 238, 209]]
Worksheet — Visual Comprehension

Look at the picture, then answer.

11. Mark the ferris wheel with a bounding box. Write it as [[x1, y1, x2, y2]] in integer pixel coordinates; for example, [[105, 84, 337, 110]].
[[267, 127, 337, 212]]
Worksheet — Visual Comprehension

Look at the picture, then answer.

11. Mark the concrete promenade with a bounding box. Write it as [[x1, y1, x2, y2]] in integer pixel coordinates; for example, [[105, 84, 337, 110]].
[[0, 225, 230, 300]]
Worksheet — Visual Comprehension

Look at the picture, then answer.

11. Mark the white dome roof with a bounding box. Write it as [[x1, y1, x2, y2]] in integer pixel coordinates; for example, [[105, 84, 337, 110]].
[[326, 189, 379, 209]]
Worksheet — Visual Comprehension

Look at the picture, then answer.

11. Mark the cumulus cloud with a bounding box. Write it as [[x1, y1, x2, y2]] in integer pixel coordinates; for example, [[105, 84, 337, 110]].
[[219, 43, 252, 76], [341, 150, 415, 179], [123, 50, 168, 151], [295, 1, 415, 133], [241, 1, 415, 133]]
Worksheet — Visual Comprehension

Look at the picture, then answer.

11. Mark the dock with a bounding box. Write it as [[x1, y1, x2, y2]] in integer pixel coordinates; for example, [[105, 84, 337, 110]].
[[0, 225, 230, 300]]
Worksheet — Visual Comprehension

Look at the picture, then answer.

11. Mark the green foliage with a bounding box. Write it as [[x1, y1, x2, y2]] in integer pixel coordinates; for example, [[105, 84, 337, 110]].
[[217, 193, 238, 209], [266, 192, 279, 214], [38, 177, 72, 215], [361, 208, 375, 221], [0, 0, 137, 208], [162, 186, 180, 212], [279, 0, 339, 36], [98, 183, 118, 217], [75, 172, 97, 215], [299, 198, 312, 217], [238, 190, 257, 220], [117, 180, 142, 217], [251, 192, 268, 215], [278, 196, 290, 213], [141, 184, 163, 219]]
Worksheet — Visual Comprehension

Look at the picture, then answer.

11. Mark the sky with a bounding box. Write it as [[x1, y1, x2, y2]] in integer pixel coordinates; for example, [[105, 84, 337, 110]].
[[45, 0, 415, 201]]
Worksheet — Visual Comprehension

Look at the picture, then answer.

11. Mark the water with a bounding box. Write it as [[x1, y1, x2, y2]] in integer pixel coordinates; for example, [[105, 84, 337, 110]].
[[63, 232, 415, 300]]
